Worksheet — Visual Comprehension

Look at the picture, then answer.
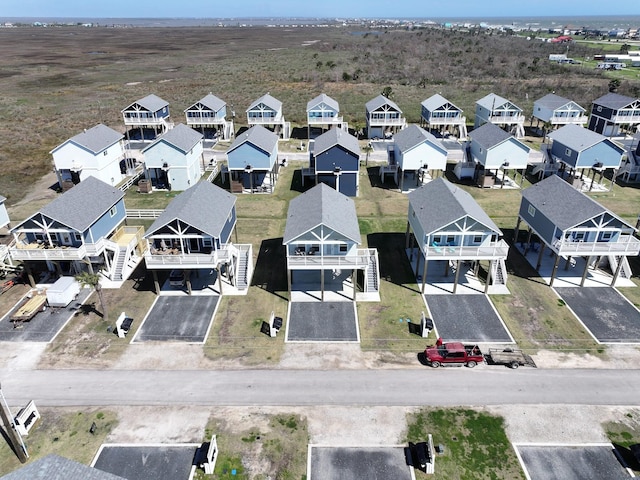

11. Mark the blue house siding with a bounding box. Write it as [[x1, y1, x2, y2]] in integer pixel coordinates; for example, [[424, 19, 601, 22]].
[[227, 143, 274, 170], [314, 146, 359, 173], [551, 140, 623, 169], [87, 198, 126, 242], [518, 199, 558, 245], [219, 208, 236, 245]]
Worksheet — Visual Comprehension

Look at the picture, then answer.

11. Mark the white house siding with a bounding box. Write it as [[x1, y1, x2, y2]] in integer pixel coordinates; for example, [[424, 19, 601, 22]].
[[397, 143, 447, 172], [53, 142, 125, 186], [143, 142, 203, 191]]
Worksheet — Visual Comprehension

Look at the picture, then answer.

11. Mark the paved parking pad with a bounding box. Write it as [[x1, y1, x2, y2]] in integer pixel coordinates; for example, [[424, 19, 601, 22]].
[[92, 445, 197, 480], [133, 296, 219, 343], [425, 294, 512, 342], [516, 444, 630, 480], [288, 302, 358, 342], [555, 287, 640, 343], [0, 288, 92, 342], [309, 446, 412, 480]]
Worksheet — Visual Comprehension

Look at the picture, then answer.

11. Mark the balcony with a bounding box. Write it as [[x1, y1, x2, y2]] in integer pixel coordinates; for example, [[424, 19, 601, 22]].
[[122, 116, 166, 126], [308, 115, 343, 126], [185, 115, 227, 127], [9, 241, 87, 261], [247, 116, 283, 124], [550, 115, 588, 125], [553, 235, 640, 256], [424, 115, 466, 126], [488, 114, 525, 125], [287, 248, 376, 269], [368, 117, 407, 127], [424, 240, 510, 260], [611, 113, 640, 124]]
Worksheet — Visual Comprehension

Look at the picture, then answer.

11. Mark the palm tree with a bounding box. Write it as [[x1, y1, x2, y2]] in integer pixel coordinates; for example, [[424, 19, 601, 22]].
[[75, 271, 107, 322], [362, 143, 373, 167]]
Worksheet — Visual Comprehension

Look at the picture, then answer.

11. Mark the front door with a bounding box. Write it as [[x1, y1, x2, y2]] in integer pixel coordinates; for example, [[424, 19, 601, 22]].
[[189, 238, 200, 252]]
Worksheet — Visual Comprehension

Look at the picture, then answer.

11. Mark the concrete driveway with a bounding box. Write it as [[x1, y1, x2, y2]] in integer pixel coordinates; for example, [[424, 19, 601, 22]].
[[425, 294, 513, 343], [515, 444, 631, 480], [132, 295, 220, 343], [555, 287, 640, 343], [309, 446, 413, 480], [92, 444, 198, 480], [287, 302, 359, 342], [0, 288, 92, 342]]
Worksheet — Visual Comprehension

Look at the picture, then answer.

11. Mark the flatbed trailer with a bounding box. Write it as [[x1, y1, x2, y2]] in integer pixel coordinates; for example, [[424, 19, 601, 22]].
[[486, 348, 536, 369], [10, 291, 48, 323]]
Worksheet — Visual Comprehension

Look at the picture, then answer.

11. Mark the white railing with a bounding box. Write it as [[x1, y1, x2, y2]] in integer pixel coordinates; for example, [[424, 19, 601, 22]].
[[424, 240, 510, 259], [287, 248, 376, 268], [308, 115, 344, 125], [550, 115, 588, 125], [9, 242, 87, 261], [554, 235, 640, 255], [424, 116, 465, 125], [185, 117, 227, 126], [368, 117, 407, 126], [611, 113, 640, 124], [145, 251, 220, 267], [247, 116, 283, 124], [118, 168, 145, 192], [488, 114, 525, 124], [126, 209, 164, 219], [123, 116, 166, 125]]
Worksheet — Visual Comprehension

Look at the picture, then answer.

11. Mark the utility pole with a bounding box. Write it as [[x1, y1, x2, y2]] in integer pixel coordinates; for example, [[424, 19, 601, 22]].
[[0, 383, 28, 463]]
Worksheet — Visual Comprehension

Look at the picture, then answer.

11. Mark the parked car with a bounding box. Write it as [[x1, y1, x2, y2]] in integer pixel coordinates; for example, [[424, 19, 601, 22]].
[[169, 269, 185, 287], [424, 341, 484, 368]]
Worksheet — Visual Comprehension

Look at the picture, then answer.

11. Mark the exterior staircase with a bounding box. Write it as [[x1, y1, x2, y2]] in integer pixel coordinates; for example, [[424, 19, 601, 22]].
[[492, 258, 508, 286], [607, 255, 633, 280], [234, 244, 252, 290], [111, 246, 128, 281], [365, 250, 380, 293]]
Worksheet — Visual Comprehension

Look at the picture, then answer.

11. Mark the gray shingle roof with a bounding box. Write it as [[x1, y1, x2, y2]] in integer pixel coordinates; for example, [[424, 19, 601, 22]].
[[420, 94, 461, 113], [144, 180, 236, 239], [521, 174, 611, 231], [470, 122, 513, 149], [476, 93, 522, 112], [51, 124, 123, 155], [227, 125, 278, 155], [535, 93, 585, 112], [142, 124, 203, 154], [122, 94, 169, 112], [394, 124, 447, 154], [365, 95, 402, 113], [312, 127, 360, 156], [306, 93, 339, 112], [592, 92, 637, 110], [34, 177, 124, 232], [0, 454, 126, 480], [547, 124, 613, 152], [283, 183, 361, 244], [247, 93, 282, 112], [408, 178, 501, 235], [186, 93, 226, 112]]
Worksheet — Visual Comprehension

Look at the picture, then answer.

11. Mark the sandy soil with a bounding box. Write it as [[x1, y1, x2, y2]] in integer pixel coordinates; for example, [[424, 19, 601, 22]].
[[6, 172, 59, 222]]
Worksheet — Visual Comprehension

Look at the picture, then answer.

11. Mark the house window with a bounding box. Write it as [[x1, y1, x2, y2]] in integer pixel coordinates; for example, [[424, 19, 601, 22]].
[[601, 232, 612, 240], [34, 232, 46, 242], [596, 106, 602, 113], [565, 148, 572, 156], [473, 235, 482, 244], [74, 233, 82, 242], [110, 206, 117, 217], [528, 205, 536, 217], [340, 244, 348, 253], [446, 236, 454, 244], [103, 150, 108, 156], [202, 238, 213, 247]]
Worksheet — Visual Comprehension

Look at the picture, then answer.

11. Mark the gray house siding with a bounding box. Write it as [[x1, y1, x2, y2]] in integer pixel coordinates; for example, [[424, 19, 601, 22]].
[[518, 198, 558, 245]]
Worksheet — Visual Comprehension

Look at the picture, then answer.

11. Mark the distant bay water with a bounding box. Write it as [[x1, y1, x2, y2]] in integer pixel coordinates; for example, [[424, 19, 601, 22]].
[[1, 15, 639, 30]]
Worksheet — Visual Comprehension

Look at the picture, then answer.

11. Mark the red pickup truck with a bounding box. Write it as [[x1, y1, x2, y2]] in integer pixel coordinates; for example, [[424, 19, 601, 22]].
[[424, 341, 484, 368]]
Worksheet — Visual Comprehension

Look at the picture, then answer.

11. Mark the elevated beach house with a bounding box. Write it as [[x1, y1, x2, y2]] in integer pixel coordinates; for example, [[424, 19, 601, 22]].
[[226, 124, 279, 193], [420, 94, 468, 139], [474, 93, 525, 138], [406, 178, 509, 294], [143, 180, 252, 294], [532, 93, 587, 130], [468, 122, 531, 188], [306, 93, 347, 139], [380, 124, 448, 192], [9, 177, 144, 286], [515, 174, 640, 286], [365, 94, 406, 140], [547, 124, 625, 190], [306, 127, 360, 197], [50, 124, 128, 190], [246, 93, 290, 140], [140, 123, 204, 192], [587, 92, 640, 137], [121, 94, 171, 141], [283, 183, 379, 301], [184, 93, 235, 141]]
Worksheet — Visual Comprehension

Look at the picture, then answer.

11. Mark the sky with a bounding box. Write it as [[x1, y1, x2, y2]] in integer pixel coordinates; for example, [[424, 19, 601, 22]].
[[2, 0, 639, 19]]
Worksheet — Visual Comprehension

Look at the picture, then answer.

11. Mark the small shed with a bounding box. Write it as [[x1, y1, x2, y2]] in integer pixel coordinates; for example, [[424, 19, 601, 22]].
[[46, 276, 80, 307]]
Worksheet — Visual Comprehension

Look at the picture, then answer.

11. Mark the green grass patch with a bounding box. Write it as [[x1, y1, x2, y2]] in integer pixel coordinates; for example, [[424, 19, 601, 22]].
[[406, 408, 525, 480], [0, 409, 117, 476]]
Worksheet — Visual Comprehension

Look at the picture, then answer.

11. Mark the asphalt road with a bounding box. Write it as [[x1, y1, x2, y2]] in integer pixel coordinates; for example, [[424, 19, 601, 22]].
[[1, 368, 638, 407]]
